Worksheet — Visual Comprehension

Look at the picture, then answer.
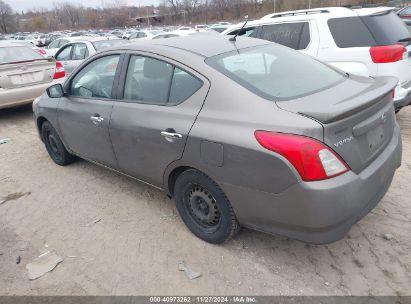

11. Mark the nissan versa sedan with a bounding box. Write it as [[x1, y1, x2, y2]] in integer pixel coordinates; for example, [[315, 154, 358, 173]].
[[33, 35, 402, 244]]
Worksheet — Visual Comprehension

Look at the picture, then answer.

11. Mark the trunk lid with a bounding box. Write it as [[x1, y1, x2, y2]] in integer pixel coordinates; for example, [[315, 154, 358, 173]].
[[276, 75, 397, 173], [0, 60, 55, 89]]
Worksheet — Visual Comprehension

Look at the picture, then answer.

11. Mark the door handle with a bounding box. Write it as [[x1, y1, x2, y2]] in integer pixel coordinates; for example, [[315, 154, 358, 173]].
[[161, 130, 183, 141], [90, 115, 104, 125]]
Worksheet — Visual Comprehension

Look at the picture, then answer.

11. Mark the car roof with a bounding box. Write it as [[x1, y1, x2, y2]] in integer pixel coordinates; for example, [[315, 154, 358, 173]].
[[260, 6, 395, 20], [220, 6, 397, 34], [110, 35, 270, 58]]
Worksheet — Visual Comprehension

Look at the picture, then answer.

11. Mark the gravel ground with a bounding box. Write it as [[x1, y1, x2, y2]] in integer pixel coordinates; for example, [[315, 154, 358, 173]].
[[0, 104, 410, 296]]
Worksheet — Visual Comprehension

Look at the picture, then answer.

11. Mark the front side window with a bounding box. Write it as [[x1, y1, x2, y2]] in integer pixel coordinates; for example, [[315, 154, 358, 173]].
[[56, 45, 73, 61], [70, 55, 120, 99], [124, 55, 203, 105], [206, 45, 345, 101], [72, 43, 88, 60], [260, 22, 310, 50]]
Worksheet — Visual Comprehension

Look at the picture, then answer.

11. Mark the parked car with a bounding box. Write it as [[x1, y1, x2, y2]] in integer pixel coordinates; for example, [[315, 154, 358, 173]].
[[0, 43, 65, 109], [54, 38, 130, 75], [152, 30, 218, 39], [209, 24, 230, 33], [398, 5, 411, 19], [222, 7, 411, 111], [128, 30, 165, 40], [195, 24, 209, 30], [45, 36, 96, 57], [33, 35, 402, 244]]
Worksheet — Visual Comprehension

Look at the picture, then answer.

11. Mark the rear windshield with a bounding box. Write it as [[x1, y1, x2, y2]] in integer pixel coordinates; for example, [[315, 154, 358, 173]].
[[328, 11, 410, 48], [0, 46, 44, 65], [206, 44, 346, 101], [92, 39, 130, 51]]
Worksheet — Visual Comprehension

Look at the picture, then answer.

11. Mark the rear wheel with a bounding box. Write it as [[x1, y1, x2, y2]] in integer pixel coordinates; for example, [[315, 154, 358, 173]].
[[41, 121, 75, 166], [174, 169, 239, 244]]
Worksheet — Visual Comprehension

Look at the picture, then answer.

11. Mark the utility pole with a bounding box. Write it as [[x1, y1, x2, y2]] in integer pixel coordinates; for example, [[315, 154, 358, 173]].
[[273, 0, 276, 13], [308, 0, 311, 9]]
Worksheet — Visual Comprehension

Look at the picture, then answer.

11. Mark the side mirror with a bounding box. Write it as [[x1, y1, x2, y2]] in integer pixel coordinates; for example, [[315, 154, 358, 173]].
[[47, 84, 64, 98]]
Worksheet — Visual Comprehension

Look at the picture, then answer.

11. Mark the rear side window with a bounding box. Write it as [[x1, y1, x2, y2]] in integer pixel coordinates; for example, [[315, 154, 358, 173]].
[[260, 22, 310, 50], [0, 46, 43, 64], [169, 68, 203, 104], [328, 12, 410, 48], [124, 55, 202, 105]]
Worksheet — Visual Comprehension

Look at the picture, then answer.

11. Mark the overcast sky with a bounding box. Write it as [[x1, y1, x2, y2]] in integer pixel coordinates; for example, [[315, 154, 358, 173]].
[[6, 0, 161, 12]]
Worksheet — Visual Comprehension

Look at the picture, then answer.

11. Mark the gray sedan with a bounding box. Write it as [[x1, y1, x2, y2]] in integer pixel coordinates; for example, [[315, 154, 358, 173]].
[[33, 35, 402, 244]]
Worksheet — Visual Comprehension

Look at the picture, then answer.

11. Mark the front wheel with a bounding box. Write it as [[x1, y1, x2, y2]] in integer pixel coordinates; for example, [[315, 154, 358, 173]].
[[41, 121, 75, 166], [174, 170, 240, 244]]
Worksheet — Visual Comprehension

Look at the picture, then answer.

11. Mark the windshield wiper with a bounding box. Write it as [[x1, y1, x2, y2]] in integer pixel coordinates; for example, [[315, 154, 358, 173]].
[[398, 37, 411, 43]]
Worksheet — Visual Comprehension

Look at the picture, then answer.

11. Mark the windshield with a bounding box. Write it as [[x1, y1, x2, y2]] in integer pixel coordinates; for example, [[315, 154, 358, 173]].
[[0, 46, 44, 64], [206, 45, 346, 101], [92, 39, 130, 51]]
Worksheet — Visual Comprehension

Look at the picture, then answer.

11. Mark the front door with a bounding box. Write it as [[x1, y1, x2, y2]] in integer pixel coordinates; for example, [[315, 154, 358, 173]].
[[58, 54, 122, 168], [109, 53, 210, 187]]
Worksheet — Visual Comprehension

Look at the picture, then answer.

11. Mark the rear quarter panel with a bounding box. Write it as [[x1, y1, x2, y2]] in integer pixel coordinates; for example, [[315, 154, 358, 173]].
[[165, 67, 324, 222]]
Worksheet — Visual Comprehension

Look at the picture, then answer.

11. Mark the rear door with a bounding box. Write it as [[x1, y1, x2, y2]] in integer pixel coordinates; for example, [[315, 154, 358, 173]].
[[58, 53, 123, 168], [109, 53, 210, 187]]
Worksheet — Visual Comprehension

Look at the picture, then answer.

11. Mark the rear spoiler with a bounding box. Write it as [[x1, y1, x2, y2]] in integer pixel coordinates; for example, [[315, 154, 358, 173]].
[[297, 77, 398, 124]]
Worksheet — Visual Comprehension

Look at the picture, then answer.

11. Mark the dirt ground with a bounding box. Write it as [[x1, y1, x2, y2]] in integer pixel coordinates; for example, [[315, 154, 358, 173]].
[[0, 104, 410, 296]]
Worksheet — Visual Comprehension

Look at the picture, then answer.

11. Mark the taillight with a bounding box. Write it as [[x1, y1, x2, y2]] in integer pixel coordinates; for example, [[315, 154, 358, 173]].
[[369, 44, 407, 63], [37, 49, 47, 56], [54, 61, 65, 79], [254, 131, 349, 182]]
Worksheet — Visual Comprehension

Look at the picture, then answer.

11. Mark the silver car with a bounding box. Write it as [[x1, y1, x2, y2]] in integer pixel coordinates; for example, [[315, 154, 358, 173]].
[[0, 43, 65, 109], [54, 39, 130, 75], [33, 36, 402, 244]]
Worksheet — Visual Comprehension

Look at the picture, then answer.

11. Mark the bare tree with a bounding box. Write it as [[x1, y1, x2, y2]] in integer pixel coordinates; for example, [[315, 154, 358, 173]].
[[0, 0, 15, 33]]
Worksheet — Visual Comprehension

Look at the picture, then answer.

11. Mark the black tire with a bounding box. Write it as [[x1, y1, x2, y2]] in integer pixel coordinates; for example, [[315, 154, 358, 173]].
[[41, 121, 75, 166], [174, 169, 240, 244]]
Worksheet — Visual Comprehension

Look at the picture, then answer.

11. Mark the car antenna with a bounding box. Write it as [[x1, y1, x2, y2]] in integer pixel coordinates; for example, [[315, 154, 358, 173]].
[[229, 15, 249, 42]]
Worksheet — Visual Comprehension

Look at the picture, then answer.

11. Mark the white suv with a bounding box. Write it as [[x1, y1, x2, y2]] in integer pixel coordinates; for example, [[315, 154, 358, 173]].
[[221, 7, 411, 111]]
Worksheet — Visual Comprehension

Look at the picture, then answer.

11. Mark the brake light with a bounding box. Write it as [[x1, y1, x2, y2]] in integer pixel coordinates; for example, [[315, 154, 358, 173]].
[[54, 61, 65, 79], [254, 131, 349, 181], [37, 49, 47, 56], [369, 44, 407, 63]]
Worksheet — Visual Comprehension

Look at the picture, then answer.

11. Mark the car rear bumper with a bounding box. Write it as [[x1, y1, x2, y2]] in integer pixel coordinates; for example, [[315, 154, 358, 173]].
[[221, 124, 402, 244], [0, 79, 64, 110]]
